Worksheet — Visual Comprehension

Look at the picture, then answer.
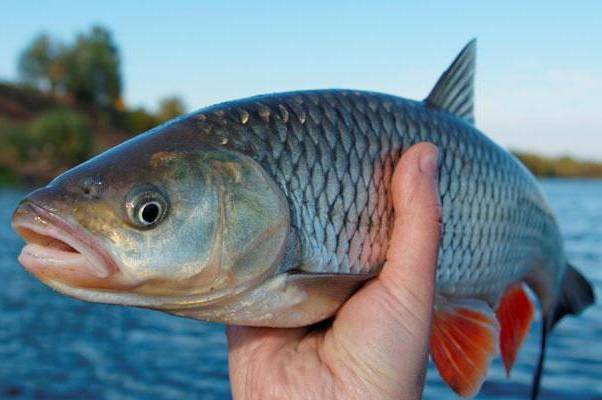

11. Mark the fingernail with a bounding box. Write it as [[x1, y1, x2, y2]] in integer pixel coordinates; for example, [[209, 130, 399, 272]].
[[419, 148, 439, 177]]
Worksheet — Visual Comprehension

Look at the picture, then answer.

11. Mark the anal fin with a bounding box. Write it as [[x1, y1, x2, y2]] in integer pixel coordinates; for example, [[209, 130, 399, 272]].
[[496, 283, 535, 375], [430, 298, 498, 398]]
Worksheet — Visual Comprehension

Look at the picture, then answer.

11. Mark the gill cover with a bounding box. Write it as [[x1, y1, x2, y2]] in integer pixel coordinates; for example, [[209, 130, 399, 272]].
[[124, 147, 291, 296]]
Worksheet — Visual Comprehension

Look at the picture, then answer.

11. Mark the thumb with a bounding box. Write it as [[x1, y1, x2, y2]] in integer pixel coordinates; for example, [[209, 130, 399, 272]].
[[379, 141, 442, 333]]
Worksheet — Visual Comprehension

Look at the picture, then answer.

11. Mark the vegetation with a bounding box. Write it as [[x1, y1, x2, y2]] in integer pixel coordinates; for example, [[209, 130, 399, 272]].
[[0, 110, 91, 184], [29, 109, 92, 166], [1, 25, 186, 186], [157, 97, 187, 122], [126, 107, 160, 134], [18, 33, 63, 94], [512, 152, 602, 179], [18, 26, 122, 107], [123, 98, 188, 135], [61, 26, 122, 107]]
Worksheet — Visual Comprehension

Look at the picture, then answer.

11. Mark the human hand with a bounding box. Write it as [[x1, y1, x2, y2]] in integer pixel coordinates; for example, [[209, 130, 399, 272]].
[[226, 143, 442, 400]]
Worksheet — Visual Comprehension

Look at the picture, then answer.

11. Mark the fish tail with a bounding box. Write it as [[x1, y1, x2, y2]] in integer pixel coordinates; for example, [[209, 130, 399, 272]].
[[531, 264, 595, 399], [550, 263, 595, 328]]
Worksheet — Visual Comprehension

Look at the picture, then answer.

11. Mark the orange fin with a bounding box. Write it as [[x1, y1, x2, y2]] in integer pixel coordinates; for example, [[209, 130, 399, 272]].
[[496, 283, 534, 375], [430, 299, 498, 398]]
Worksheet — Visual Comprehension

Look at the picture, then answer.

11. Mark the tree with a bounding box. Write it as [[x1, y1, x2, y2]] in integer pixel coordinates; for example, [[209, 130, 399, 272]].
[[126, 107, 159, 134], [17, 26, 123, 108], [157, 96, 186, 122], [18, 33, 64, 93], [62, 25, 122, 107]]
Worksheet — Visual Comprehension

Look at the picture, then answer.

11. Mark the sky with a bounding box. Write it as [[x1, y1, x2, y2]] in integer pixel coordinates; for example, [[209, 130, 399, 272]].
[[1, 1, 601, 158]]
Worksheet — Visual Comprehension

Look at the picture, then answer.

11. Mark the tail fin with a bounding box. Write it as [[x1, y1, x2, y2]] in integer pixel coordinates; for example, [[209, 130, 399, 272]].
[[531, 264, 595, 399], [551, 264, 595, 328]]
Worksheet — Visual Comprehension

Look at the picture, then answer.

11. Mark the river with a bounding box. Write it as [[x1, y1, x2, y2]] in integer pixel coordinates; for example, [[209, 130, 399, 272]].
[[1, 180, 600, 399]]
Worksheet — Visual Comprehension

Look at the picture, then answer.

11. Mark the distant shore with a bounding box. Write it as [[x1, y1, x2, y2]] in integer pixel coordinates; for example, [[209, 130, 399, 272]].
[[2, 82, 601, 187], [0, 81, 182, 187], [512, 152, 602, 179], [3, 25, 601, 187]]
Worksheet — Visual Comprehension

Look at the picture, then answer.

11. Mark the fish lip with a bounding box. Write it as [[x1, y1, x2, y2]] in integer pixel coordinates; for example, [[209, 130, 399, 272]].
[[12, 201, 120, 279]]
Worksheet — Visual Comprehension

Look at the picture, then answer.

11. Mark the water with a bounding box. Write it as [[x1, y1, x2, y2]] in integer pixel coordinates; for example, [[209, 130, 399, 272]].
[[0, 180, 601, 399]]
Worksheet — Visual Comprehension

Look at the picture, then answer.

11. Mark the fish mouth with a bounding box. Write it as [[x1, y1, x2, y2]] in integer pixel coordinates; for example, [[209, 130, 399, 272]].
[[12, 202, 120, 286]]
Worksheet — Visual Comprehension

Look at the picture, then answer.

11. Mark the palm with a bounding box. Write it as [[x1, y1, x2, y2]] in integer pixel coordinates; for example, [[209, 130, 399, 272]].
[[227, 143, 441, 400]]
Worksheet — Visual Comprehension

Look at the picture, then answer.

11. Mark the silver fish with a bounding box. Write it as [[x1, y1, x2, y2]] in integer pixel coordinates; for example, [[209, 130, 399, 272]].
[[11, 40, 594, 398]]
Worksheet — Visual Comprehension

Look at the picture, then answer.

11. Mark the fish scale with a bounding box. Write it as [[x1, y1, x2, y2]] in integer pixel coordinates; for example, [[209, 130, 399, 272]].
[[195, 88, 559, 302]]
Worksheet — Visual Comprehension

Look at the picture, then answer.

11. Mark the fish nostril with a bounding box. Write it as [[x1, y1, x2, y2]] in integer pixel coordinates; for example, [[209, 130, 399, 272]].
[[80, 176, 104, 198]]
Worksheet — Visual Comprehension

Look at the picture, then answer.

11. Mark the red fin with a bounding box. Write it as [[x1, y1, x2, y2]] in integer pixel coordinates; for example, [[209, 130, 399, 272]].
[[496, 283, 534, 375], [430, 299, 498, 398]]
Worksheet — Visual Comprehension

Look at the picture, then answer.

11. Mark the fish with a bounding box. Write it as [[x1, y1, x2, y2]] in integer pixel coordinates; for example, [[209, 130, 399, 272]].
[[11, 40, 594, 398]]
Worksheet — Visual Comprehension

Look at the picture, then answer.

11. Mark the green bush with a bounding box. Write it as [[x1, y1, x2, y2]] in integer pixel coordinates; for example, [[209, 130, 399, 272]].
[[0, 118, 32, 161], [0, 164, 18, 186], [513, 151, 602, 178], [126, 107, 158, 134], [156, 96, 186, 122], [19, 26, 122, 107], [29, 109, 92, 166], [62, 26, 122, 107]]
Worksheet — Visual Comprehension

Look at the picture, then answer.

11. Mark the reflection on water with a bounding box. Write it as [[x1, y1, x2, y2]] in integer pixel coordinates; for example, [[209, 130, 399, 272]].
[[1, 180, 601, 399]]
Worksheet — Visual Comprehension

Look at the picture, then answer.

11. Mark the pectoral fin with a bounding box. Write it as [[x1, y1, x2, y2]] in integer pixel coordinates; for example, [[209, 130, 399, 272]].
[[172, 272, 370, 327], [430, 298, 499, 398], [265, 272, 370, 327]]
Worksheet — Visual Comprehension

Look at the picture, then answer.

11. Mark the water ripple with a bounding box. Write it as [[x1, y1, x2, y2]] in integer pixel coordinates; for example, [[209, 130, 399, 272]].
[[1, 181, 601, 399]]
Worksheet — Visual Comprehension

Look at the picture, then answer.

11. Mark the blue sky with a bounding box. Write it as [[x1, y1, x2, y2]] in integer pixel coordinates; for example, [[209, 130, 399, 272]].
[[1, 1, 600, 158]]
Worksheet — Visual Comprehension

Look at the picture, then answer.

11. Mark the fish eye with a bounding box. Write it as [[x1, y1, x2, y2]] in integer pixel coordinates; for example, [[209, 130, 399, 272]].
[[137, 201, 162, 226], [126, 185, 168, 229]]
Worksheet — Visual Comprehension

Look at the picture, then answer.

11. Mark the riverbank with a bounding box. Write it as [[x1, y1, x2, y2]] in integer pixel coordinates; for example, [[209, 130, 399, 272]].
[[512, 152, 602, 179], [1, 82, 601, 187], [0, 82, 181, 186]]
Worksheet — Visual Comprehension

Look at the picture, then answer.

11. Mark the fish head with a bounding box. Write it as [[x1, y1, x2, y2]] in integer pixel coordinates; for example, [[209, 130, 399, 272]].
[[11, 122, 290, 312]]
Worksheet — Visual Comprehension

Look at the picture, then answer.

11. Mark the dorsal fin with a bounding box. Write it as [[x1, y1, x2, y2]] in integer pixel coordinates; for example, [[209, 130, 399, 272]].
[[425, 39, 476, 124]]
